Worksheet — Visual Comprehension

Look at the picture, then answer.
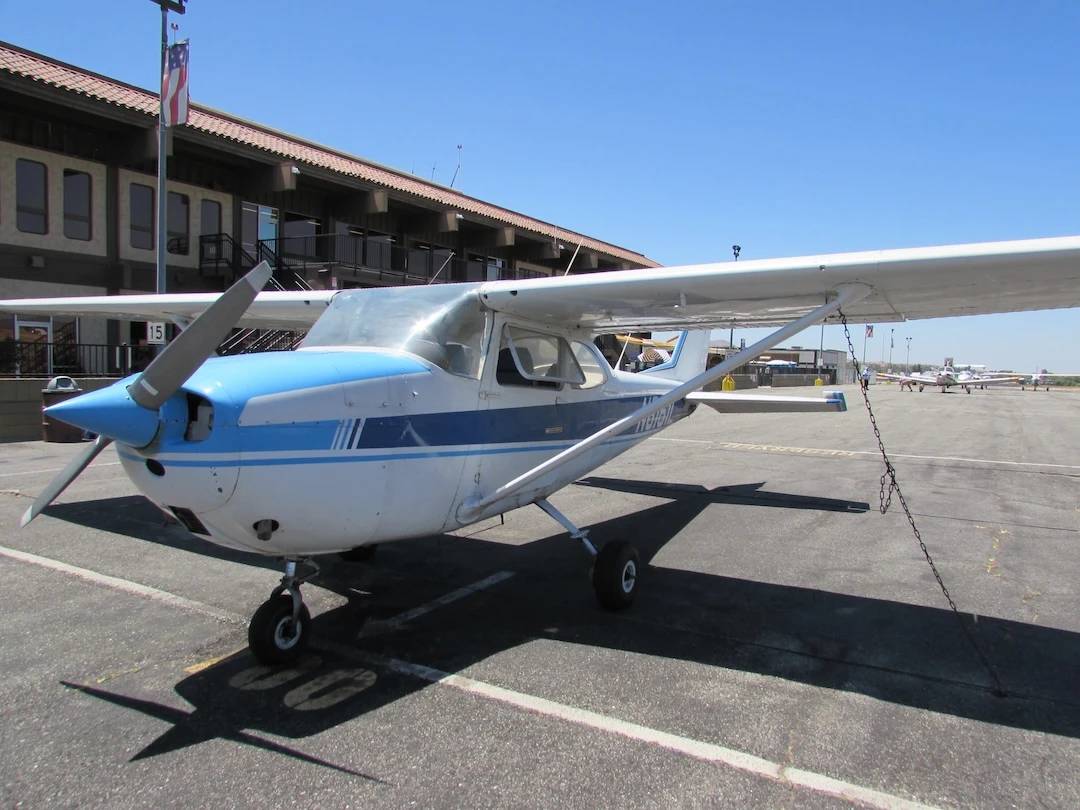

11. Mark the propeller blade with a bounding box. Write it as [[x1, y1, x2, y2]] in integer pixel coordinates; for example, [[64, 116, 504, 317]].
[[22, 434, 114, 526], [129, 261, 273, 410]]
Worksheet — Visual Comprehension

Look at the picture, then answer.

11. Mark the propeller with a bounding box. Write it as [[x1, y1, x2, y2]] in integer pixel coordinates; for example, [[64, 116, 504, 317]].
[[21, 434, 113, 527], [21, 261, 273, 526], [129, 262, 272, 409]]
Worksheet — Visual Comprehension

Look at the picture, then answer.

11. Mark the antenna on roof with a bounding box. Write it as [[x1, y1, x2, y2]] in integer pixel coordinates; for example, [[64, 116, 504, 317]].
[[450, 144, 462, 188], [431, 161, 437, 180]]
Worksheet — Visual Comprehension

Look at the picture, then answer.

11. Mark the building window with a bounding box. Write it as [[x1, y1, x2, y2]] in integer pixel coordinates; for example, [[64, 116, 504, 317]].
[[167, 191, 189, 255], [16, 159, 48, 234], [199, 199, 221, 237], [130, 183, 154, 250], [63, 170, 92, 241]]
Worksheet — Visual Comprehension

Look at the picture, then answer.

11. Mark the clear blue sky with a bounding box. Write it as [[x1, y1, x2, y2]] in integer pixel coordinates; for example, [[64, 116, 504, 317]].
[[6, 1, 1079, 371]]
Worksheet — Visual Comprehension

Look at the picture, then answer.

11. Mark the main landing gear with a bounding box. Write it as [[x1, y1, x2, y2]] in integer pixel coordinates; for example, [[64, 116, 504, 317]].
[[536, 498, 641, 609], [248, 558, 319, 665]]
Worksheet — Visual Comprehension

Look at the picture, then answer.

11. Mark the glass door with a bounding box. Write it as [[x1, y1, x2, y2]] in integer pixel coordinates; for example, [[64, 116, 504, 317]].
[[15, 318, 51, 377]]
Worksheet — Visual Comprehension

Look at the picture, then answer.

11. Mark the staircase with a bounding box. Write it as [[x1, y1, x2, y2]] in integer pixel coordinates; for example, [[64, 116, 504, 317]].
[[200, 233, 314, 357]]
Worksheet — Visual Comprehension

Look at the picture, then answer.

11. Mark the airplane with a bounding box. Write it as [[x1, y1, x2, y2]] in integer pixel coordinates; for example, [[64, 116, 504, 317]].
[[1008, 371, 1080, 391], [876, 365, 1024, 393], [3, 234, 1079, 666]]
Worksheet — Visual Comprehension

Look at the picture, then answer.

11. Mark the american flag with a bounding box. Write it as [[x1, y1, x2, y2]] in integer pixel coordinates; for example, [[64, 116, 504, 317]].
[[865, 325, 874, 338], [162, 41, 190, 127]]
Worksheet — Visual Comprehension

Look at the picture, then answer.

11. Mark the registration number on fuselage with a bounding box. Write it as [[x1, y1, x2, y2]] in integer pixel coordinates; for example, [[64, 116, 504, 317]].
[[634, 398, 677, 433]]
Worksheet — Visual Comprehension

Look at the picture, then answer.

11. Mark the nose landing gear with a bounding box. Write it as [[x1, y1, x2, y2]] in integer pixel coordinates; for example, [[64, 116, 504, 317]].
[[249, 559, 319, 665]]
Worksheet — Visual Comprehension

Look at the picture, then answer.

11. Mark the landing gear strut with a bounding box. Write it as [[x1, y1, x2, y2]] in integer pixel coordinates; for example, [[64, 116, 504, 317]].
[[249, 558, 318, 665], [535, 498, 641, 609]]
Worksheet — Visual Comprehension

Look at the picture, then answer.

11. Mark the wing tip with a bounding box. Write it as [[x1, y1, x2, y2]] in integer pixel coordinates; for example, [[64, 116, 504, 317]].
[[825, 391, 847, 412]]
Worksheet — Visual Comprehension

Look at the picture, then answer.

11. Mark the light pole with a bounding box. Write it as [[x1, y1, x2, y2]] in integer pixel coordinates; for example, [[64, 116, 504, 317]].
[[729, 245, 741, 351], [148, 0, 187, 298], [906, 337, 912, 368]]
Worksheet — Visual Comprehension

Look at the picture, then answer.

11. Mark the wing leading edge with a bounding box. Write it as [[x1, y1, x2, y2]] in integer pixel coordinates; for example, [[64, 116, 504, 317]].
[[477, 235, 1080, 333]]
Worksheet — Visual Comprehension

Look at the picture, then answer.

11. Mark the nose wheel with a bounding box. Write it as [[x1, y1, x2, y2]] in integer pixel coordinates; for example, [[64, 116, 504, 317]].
[[248, 559, 318, 665]]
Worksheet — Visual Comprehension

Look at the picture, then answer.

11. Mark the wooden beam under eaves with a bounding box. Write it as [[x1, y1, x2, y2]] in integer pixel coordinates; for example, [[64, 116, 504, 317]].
[[246, 162, 298, 194], [433, 211, 460, 233]]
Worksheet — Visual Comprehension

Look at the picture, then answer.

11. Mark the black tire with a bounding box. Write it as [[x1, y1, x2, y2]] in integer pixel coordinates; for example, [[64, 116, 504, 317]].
[[248, 594, 311, 665], [339, 544, 377, 562], [592, 541, 640, 610]]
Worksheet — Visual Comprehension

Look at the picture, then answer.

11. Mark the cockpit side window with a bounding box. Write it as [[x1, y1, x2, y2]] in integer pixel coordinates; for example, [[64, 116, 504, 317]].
[[496, 325, 585, 388]]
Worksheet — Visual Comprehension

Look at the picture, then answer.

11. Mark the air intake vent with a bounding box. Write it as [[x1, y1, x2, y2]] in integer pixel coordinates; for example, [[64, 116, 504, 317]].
[[169, 506, 210, 536]]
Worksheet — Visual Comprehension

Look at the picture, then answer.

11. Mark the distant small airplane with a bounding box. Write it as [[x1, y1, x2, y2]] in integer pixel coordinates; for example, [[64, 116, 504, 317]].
[[876, 365, 1022, 393], [1010, 371, 1080, 391], [3, 235, 1080, 664]]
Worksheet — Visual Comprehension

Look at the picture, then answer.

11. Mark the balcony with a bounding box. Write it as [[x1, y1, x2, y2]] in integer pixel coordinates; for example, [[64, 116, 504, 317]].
[[199, 233, 553, 288]]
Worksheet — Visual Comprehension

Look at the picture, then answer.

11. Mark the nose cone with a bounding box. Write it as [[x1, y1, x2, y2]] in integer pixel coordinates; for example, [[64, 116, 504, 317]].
[[45, 381, 161, 448]]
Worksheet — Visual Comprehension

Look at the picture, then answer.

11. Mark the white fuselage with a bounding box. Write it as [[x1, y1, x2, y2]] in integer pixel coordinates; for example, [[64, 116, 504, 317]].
[[114, 346, 692, 557]]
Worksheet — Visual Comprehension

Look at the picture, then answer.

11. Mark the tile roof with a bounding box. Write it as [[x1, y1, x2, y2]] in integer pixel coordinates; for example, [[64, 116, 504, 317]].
[[0, 42, 659, 268]]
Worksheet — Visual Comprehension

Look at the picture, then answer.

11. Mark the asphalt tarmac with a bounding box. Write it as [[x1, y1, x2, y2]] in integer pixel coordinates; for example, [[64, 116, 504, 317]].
[[0, 383, 1077, 809]]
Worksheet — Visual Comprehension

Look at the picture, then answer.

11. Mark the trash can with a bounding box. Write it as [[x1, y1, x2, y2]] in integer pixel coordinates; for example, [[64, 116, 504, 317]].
[[41, 376, 86, 443]]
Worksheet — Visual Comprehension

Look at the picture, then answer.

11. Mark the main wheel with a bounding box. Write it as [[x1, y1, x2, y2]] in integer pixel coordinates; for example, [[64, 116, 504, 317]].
[[248, 594, 311, 665], [918, 385, 924, 392], [592, 541, 640, 609], [339, 544, 377, 563]]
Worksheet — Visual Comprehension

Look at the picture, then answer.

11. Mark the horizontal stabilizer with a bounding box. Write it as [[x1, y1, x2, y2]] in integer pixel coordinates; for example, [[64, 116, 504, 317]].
[[687, 390, 847, 414]]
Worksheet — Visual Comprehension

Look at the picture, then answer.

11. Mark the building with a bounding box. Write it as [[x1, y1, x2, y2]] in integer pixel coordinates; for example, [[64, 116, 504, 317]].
[[0, 41, 658, 378]]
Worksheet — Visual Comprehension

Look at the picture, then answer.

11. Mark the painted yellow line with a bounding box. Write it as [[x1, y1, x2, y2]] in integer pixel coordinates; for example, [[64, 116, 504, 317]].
[[185, 649, 245, 674]]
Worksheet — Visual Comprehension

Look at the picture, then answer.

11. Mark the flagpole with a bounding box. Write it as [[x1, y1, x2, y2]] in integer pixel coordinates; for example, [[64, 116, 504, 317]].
[[156, 2, 168, 296], [149, 0, 187, 302]]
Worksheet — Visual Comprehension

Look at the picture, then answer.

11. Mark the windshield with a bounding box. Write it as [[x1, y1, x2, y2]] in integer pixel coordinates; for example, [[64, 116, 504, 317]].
[[300, 284, 488, 379]]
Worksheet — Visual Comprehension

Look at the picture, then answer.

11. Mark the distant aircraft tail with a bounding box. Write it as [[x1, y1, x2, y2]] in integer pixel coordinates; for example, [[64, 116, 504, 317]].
[[639, 331, 711, 383]]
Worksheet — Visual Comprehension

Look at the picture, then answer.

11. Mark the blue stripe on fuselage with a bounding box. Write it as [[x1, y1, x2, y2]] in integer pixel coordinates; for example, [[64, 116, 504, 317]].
[[227, 395, 688, 453], [140, 395, 690, 464]]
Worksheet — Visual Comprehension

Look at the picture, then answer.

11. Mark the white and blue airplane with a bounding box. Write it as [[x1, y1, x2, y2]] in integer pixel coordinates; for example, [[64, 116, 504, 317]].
[[3, 235, 1079, 664]]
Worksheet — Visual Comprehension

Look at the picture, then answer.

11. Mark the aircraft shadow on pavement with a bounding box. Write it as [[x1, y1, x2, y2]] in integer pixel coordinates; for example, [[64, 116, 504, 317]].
[[58, 479, 1080, 774], [43, 496, 283, 573]]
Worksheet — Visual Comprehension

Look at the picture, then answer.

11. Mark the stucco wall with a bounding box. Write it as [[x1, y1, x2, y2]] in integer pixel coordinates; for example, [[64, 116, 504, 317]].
[[117, 169, 234, 269], [0, 142, 108, 257]]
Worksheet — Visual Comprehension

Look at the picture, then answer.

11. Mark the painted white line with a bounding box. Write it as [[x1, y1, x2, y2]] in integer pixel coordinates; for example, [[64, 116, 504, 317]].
[[0, 462, 122, 480], [359, 570, 515, 636], [649, 437, 712, 444], [857, 450, 1080, 470], [325, 643, 944, 810], [655, 437, 1080, 470], [0, 545, 242, 624], [3, 546, 945, 809]]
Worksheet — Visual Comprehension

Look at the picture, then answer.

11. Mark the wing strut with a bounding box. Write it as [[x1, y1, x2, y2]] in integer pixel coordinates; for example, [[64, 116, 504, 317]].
[[457, 282, 872, 523]]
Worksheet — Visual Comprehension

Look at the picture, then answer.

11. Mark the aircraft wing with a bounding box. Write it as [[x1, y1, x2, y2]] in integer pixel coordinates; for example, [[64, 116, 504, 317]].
[[478, 235, 1080, 332], [875, 372, 929, 383], [687, 390, 847, 413], [0, 289, 336, 329]]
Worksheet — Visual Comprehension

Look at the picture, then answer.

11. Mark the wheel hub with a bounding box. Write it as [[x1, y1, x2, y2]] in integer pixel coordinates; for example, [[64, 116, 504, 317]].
[[274, 616, 303, 650], [621, 560, 637, 593]]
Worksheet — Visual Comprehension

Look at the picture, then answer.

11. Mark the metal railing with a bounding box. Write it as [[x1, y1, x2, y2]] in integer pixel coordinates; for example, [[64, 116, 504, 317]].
[[0, 341, 154, 379], [253, 233, 553, 285]]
